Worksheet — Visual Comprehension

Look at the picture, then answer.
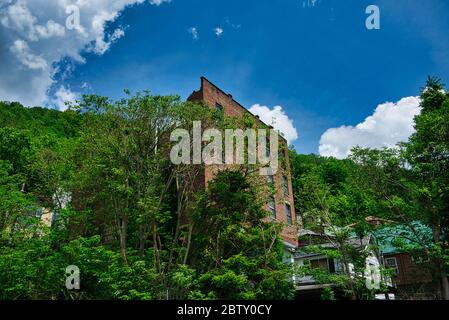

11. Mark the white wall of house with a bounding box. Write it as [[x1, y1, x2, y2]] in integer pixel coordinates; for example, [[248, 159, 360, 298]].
[[293, 251, 385, 287]]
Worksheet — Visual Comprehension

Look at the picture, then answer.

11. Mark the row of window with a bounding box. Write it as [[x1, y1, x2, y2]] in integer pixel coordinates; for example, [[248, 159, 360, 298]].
[[215, 102, 292, 225], [267, 174, 292, 225], [267, 175, 290, 196], [268, 199, 292, 225], [310, 258, 336, 273], [216, 103, 288, 160]]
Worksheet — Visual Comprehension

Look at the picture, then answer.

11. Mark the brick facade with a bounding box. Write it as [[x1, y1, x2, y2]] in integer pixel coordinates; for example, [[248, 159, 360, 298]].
[[188, 77, 299, 247], [384, 252, 440, 299]]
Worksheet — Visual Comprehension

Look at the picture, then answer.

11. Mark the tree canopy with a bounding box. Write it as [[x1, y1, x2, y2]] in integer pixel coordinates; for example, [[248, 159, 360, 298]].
[[0, 96, 294, 300]]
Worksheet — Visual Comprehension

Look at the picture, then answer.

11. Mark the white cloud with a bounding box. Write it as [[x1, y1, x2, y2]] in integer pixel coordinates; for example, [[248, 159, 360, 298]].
[[53, 86, 78, 111], [0, 0, 168, 107], [303, 0, 320, 8], [224, 17, 241, 29], [319, 96, 421, 159], [10, 39, 48, 70], [249, 104, 299, 143], [188, 26, 198, 40], [81, 82, 92, 90], [150, 0, 171, 5], [92, 27, 126, 55], [214, 27, 223, 37]]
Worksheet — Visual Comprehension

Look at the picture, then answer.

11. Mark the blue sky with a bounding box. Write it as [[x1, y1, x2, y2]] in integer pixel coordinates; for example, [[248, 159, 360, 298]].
[[1, 0, 449, 155]]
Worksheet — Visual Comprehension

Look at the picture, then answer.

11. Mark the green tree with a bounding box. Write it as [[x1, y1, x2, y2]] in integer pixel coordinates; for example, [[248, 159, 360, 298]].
[[0, 93, 295, 300], [403, 77, 449, 299], [191, 170, 295, 300], [348, 77, 449, 299], [0, 128, 32, 175], [289, 150, 389, 299]]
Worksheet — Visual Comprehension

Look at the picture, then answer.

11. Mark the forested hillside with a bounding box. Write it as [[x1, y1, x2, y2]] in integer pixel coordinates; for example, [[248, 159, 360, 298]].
[[0, 95, 293, 300], [0, 101, 81, 138]]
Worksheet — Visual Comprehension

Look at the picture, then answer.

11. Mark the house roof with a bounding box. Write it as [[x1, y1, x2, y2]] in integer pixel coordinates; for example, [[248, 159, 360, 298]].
[[374, 221, 433, 255], [298, 221, 434, 257], [298, 228, 334, 238], [295, 234, 373, 259]]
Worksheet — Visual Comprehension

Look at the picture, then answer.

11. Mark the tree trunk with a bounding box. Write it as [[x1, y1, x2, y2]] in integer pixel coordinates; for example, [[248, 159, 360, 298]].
[[152, 222, 162, 272], [341, 245, 357, 300], [168, 174, 184, 270], [441, 272, 449, 300], [431, 223, 448, 300], [138, 226, 148, 257], [119, 217, 128, 265], [183, 224, 194, 265]]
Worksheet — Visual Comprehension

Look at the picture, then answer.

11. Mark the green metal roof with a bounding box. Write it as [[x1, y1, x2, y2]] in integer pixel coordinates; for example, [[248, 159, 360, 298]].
[[374, 221, 433, 254]]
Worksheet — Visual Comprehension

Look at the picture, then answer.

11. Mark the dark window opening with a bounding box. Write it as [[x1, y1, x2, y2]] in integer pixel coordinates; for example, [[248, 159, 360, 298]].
[[215, 102, 223, 113], [328, 258, 336, 273], [385, 257, 399, 275], [283, 176, 289, 196], [311, 258, 329, 271], [266, 136, 270, 157], [285, 203, 292, 225], [278, 147, 285, 159], [311, 258, 335, 273], [268, 197, 276, 219]]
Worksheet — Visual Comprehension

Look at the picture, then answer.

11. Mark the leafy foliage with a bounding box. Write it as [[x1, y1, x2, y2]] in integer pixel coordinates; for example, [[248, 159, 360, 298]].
[[0, 96, 294, 300]]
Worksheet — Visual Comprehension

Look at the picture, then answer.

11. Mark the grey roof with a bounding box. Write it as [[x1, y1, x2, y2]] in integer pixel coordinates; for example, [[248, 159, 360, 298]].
[[295, 234, 373, 259]]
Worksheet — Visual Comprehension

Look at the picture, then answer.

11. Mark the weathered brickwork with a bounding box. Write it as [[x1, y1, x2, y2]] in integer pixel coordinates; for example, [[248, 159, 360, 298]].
[[188, 77, 300, 247], [384, 252, 440, 299]]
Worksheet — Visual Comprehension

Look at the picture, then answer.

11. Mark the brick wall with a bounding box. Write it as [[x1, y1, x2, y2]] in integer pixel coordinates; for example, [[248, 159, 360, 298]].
[[385, 252, 441, 299], [385, 252, 433, 286], [188, 77, 299, 247]]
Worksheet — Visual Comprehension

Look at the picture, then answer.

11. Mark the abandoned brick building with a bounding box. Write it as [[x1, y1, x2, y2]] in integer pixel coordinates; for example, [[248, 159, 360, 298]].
[[188, 77, 300, 247]]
